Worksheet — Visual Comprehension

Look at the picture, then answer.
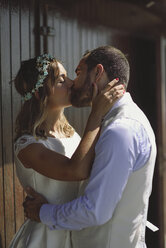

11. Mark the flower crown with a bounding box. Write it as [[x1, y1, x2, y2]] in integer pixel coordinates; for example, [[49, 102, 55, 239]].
[[23, 54, 55, 101]]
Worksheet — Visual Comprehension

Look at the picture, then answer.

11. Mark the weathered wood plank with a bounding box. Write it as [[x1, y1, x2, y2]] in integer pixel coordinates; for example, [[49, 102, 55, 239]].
[[53, 11, 61, 60], [0, 7, 5, 243], [160, 37, 166, 248], [1, 5, 15, 247], [0, 9, 5, 247], [29, 0, 35, 58], [10, 3, 24, 233], [20, 2, 30, 61], [20, 0, 32, 222], [47, 7, 54, 55]]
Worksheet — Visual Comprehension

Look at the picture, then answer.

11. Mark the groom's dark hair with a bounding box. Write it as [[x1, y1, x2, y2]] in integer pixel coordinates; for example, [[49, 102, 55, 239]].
[[84, 46, 130, 89]]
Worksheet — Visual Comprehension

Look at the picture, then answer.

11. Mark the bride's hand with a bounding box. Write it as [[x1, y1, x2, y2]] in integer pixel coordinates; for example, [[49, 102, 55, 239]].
[[91, 78, 125, 121]]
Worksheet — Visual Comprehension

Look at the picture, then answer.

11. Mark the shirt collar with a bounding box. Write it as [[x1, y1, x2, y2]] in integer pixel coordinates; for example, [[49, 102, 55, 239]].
[[103, 92, 132, 121]]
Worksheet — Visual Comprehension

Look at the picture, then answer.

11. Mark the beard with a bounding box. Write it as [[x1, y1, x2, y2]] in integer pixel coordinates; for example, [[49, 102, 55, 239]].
[[70, 74, 93, 108]]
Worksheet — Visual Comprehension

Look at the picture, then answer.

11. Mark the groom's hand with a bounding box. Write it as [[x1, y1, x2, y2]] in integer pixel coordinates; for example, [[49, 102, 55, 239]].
[[23, 187, 48, 222]]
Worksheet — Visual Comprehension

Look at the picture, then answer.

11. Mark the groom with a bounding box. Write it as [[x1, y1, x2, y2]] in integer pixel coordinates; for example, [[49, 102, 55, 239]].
[[23, 46, 156, 248]]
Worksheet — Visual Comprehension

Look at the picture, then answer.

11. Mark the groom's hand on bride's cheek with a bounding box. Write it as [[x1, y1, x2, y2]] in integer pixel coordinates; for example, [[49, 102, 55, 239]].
[[23, 187, 48, 222]]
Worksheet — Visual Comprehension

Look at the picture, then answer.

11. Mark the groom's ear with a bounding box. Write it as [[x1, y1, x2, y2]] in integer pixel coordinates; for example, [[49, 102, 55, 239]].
[[95, 64, 104, 82]]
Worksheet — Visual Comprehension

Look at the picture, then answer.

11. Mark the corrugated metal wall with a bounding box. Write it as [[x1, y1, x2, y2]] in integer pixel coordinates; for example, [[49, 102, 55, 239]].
[[0, 0, 161, 247], [0, 1, 114, 247], [0, 1, 35, 247], [44, 6, 114, 135]]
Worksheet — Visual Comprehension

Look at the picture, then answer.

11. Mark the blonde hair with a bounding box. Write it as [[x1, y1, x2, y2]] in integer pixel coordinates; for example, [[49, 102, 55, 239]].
[[14, 56, 74, 141]]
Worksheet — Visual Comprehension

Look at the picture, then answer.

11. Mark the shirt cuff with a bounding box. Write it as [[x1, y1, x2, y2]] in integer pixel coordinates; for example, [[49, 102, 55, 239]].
[[40, 204, 57, 230]]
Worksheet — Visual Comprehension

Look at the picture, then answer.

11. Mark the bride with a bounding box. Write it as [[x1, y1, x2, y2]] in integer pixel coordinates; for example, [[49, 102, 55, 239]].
[[9, 54, 123, 247]]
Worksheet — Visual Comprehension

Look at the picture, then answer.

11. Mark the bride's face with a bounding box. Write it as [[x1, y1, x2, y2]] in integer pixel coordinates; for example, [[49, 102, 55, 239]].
[[47, 62, 73, 109]]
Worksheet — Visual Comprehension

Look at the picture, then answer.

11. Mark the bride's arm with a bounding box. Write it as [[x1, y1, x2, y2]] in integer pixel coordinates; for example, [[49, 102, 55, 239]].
[[18, 79, 124, 181]]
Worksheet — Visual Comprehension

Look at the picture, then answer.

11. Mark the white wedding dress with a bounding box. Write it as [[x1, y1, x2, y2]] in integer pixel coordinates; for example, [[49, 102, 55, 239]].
[[9, 132, 81, 248]]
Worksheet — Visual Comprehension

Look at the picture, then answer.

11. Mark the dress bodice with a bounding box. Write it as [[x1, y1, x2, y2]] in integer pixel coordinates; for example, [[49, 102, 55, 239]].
[[14, 133, 81, 204], [9, 132, 81, 248]]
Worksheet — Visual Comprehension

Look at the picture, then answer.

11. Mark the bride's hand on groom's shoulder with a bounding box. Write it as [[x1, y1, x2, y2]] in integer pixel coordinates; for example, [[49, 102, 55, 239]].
[[23, 187, 48, 222]]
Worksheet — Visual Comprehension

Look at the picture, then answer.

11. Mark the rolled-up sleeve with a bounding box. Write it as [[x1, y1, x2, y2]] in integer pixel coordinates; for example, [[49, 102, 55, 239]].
[[40, 122, 151, 230]]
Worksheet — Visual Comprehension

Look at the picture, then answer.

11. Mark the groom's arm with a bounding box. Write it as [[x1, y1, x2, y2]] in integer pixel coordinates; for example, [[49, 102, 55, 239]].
[[24, 122, 151, 230]]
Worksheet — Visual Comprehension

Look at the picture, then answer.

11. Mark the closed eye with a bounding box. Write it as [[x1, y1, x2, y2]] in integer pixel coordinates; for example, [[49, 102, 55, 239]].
[[57, 79, 65, 84]]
